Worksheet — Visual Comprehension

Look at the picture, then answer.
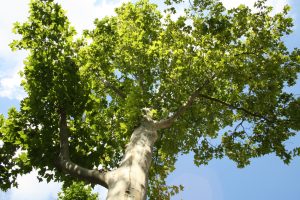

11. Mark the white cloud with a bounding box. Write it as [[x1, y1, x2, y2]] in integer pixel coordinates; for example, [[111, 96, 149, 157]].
[[0, 170, 108, 200], [0, 50, 27, 100], [0, 0, 30, 57], [0, 0, 128, 101], [0, 0, 30, 100], [4, 171, 62, 200]]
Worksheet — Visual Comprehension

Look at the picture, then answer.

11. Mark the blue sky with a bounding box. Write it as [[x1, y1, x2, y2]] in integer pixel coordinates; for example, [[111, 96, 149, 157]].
[[0, 0, 299, 199]]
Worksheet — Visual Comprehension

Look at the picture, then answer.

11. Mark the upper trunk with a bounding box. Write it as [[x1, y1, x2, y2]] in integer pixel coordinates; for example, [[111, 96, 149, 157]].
[[106, 120, 158, 200]]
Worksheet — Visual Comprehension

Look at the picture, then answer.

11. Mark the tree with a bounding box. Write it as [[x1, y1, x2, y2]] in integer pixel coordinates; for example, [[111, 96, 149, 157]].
[[1, 0, 300, 199], [57, 181, 99, 200]]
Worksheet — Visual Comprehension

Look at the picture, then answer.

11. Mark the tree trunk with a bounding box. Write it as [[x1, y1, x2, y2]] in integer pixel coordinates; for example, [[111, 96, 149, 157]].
[[106, 120, 158, 200]]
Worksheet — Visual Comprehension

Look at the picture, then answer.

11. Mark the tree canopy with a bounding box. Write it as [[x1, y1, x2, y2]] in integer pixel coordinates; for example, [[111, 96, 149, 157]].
[[1, 0, 299, 199]]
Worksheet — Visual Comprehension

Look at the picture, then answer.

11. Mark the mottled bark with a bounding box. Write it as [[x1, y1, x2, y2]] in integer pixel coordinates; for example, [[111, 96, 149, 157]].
[[57, 108, 159, 199], [106, 120, 158, 200]]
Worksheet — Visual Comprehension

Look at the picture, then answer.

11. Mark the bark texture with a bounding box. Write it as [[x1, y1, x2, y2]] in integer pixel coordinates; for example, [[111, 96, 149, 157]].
[[106, 121, 158, 200], [57, 109, 160, 199]]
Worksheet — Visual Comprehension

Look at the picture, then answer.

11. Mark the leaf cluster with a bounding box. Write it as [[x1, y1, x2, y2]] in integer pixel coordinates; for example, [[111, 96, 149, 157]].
[[57, 181, 99, 200]]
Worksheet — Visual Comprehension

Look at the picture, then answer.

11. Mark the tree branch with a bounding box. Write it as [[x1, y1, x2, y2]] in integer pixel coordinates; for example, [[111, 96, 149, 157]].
[[155, 87, 201, 129], [56, 110, 109, 188], [234, 51, 258, 57], [99, 77, 126, 99], [198, 93, 272, 122], [155, 75, 216, 129], [155, 72, 275, 129]]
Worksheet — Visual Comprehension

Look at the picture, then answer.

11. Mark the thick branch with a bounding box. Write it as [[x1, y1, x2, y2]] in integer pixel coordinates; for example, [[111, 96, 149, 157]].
[[156, 75, 216, 129], [59, 110, 69, 160], [57, 110, 109, 188], [155, 87, 201, 129], [100, 77, 126, 99]]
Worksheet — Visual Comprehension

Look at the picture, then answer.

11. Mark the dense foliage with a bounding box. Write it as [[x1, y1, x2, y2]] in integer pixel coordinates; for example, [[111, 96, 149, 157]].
[[1, 0, 299, 198], [57, 181, 98, 200]]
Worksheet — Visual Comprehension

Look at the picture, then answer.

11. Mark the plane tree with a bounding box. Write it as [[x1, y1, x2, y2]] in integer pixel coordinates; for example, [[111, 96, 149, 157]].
[[1, 0, 300, 199]]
